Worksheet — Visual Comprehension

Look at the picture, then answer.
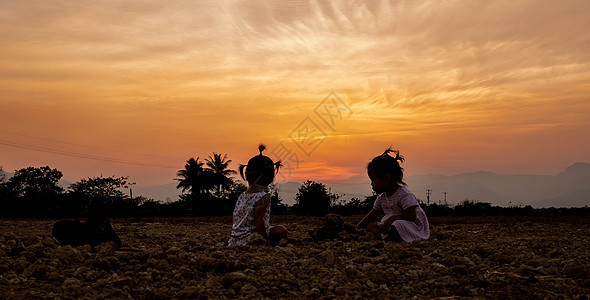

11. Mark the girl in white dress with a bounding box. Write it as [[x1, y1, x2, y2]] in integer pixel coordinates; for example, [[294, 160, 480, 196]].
[[357, 148, 430, 242], [228, 145, 288, 246]]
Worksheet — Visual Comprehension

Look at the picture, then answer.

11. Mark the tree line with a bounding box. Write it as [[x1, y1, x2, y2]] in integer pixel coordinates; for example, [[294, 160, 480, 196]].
[[0, 153, 350, 218], [1, 154, 589, 218]]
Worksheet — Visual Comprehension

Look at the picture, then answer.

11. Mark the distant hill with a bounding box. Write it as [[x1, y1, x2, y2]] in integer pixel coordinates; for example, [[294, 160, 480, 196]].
[[276, 162, 590, 208], [0, 169, 13, 181], [133, 182, 179, 203], [404, 163, 590, 208]]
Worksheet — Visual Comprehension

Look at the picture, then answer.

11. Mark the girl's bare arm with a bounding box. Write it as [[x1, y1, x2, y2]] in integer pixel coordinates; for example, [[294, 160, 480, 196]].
[[357, 208, 379, 229], [254, 194, 271, 236]]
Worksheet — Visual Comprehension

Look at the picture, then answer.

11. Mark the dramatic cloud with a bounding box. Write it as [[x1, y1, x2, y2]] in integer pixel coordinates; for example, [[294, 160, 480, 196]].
[[1, 0, 589, 184]]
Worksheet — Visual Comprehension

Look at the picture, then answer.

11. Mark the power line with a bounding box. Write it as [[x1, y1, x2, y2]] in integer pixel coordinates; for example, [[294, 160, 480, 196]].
[[0, 139, 178, 169], [0, 129, 178, 161]]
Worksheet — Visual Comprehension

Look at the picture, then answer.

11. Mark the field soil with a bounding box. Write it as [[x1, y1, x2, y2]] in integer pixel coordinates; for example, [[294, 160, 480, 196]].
[[1, 216, 589, 299]]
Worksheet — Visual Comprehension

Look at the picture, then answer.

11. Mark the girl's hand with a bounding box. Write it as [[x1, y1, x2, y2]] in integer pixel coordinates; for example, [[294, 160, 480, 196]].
[[377, 221, 389, 232], [356, 222, 366, 230], [378, 217, 394, 232], [357, 209, 379, 230]]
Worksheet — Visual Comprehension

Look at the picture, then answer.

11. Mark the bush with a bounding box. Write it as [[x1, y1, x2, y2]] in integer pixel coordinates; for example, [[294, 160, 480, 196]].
[[294, 181, 334, 216], [330, 195, 375, 215]]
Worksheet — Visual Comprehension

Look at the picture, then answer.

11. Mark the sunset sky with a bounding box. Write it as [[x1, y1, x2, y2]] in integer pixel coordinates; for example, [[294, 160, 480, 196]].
[[1, 1, 590, 187]]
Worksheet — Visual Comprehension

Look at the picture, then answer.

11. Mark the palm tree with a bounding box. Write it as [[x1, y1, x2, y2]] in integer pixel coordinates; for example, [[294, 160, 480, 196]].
[[175, 157, 214, 198], [205, 153, 237, 200]]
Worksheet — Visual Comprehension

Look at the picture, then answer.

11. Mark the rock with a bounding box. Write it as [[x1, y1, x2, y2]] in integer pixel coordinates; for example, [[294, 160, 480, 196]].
[[246, 233, 269, 246], [167, 246, 181, 254], [94, 256, 120, 271], [112, 276, 135, 287], [0, 263, 9, 274], [85, 270, 100, 281], [74, 266, 90, 278], [22, 262, 49, 279], [309, 214, 345, 241], [55, 246, 84, 264], [229, 281, 243, 291], [63, 277, 81, 286], [28, 243, 46, 257], [222, 271, 248, 287], [335, 286, 348, 295], [278, 238, 289, 247], [149, 247, 166, 259], [174, 286, 203, 298], [6, 239, 26, 256], [155, 259, 170, 271], [321, 250, 335, 266], [96, 242, 118, 257], [241, 283, 258, 294], [564, 260, 589, 279], [369, 268, 388, 284], [309, 287, 321, 296], [451, 265, 468, 275], [345, 265, 361, 279], [205, 276, 223, 289], [45, 271, 65, 282]]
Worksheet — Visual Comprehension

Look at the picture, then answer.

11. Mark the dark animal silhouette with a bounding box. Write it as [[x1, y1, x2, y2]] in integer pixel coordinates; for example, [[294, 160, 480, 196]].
[[52, 217, 121, 247]]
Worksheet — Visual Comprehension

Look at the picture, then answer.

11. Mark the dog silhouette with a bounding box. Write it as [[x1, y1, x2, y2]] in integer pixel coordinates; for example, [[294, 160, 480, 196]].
[[52, 217, 121, 247]]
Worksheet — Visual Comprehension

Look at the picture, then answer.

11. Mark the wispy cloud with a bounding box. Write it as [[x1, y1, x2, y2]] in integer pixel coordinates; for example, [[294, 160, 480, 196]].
[[1, 0, 590, 183]]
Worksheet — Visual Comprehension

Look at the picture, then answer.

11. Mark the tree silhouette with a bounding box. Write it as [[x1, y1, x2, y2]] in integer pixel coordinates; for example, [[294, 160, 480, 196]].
[[205, 153, 236, 201], [175, 157, 213, 195], [294, 180, 334, 216], [6, 166, 63, 197], [2, 166, 63, 216], [69, 175, 136, 216], [175, 157, 215, 213], [331, 195, 374, 215]]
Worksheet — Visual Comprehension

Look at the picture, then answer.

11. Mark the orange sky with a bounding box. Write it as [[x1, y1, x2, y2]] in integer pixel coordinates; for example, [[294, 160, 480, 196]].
[[1, 1, 590, 186]]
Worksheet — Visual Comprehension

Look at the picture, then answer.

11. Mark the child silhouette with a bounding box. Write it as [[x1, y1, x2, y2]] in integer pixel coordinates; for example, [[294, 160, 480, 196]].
[[357, 148, 430, 242], [228, 145, 288, 246]]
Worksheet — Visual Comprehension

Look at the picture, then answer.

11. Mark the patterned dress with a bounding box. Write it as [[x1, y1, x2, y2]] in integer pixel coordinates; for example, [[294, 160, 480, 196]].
[[227, 191, 271, 246], [373, 187, 430, 242]]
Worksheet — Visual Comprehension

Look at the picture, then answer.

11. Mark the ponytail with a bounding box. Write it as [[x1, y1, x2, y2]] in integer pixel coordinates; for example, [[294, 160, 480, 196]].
[[382, 147, 404, 163], [368, 146, 406, 186]]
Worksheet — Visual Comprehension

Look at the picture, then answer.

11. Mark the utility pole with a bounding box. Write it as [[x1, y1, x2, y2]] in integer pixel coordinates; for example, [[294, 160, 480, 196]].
[[426, 189, 432, 205]]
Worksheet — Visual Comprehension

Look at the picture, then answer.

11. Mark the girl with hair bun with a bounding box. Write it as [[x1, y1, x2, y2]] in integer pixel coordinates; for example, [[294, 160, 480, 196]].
[[357, 148, 430, 242], [228, 145, 288, 246]]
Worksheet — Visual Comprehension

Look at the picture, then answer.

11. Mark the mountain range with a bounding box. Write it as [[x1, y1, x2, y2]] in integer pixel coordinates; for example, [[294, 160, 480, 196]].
[[2, 163, 589, 208], [131, 162, 590, 208]]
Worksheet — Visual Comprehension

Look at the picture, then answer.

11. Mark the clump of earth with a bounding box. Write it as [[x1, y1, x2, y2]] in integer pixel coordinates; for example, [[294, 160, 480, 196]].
[[1, 216, 588, 298]]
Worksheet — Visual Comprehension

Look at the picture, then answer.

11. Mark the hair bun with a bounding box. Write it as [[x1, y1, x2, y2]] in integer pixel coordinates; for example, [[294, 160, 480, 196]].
[[258, 144, 266, 155], [382, 147, 404, 162]]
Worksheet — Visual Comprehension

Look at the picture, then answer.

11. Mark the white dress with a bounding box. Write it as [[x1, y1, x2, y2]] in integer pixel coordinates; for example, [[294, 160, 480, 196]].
[[373, 187, 430, 242], [227, 192, 271, 246]]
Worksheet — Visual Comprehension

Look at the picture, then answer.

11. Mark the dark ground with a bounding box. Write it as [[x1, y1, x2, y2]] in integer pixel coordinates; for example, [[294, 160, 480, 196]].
[[1, 216, 589, 299]]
